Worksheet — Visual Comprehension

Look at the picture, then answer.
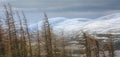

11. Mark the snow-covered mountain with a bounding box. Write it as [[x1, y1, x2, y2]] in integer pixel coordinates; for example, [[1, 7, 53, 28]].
[[29, 17, 91, 34], [83, 13, 120, 33], [29, 13, 120, 34]]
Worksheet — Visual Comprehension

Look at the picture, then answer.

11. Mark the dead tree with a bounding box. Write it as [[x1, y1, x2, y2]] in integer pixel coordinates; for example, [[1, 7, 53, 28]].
[[41, 13, 53, 57], [4, 4, 20, 57], [16, 11, 27, 57], [53, 38, 57, 57], [22, 11, 33, 57], [61, 32, 66, 57], [102, 44, 106, 57], [108, 38, 114, 57], [83, 32, 91, 57], [36, 25, 41, 57], [0, 19, 5, 57], [94, 39, 100, 57], [90, 37, 99, 57]]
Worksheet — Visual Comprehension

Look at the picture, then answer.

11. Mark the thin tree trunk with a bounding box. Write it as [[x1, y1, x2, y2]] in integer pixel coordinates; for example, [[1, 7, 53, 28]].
[[37, 25, 41, 57], [22, 11, 33, 57]]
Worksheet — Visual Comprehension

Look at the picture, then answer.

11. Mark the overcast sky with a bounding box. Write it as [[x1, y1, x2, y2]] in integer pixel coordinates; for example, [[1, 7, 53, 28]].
[[0, 0, 120, 24]]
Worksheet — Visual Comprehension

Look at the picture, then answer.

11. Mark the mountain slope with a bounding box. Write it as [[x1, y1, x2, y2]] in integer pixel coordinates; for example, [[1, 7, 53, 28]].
[[29, 13, 120, 34], [29, 17, 91, 34], [83, 13, 120, 33]]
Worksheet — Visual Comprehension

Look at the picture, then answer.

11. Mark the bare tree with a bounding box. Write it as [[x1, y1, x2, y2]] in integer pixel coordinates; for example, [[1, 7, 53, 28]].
[[22, 11, 33, 57], [83, 32, 91, 57], [0, 19, 5, 57], [41, 13, 53, 57], [4, 4, 20, 57], [36, 25, 41, 57], [108, 37, 114, 57], [61, 32, 66, 57], [16, 11, 27, 57]]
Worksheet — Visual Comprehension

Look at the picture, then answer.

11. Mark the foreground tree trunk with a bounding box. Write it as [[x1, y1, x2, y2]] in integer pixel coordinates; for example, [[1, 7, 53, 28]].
[[22, 11, 33, 57], [16, 11, 27, 57], [0, 20, 5, 57], [83, 33, 91, 57], [41, 13, 53, 57], [4, 4, 20, 57], [36, 25, 41, 57]]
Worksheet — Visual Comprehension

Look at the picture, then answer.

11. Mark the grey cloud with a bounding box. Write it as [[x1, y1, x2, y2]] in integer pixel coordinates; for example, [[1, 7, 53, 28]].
[[9, 0, 120, 12], [0, 0, 120, 23]]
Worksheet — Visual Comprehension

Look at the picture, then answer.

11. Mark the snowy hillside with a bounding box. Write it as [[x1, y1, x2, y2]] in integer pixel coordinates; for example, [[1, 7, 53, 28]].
[[29, 13, 120, 34], [29, 17, 91, 34], [83, 13, 120, 33]]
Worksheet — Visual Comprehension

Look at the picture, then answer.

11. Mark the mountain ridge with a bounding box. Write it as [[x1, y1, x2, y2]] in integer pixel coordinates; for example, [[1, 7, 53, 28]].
[[29, 13, 120, 34]]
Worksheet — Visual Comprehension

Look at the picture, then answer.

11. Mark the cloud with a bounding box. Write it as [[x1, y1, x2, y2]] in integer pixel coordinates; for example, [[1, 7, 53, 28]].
[[0, 0, 9, 2], [0, 0, 14, 3], [0, 0, 120, 23], [8, 0, 120, 10]]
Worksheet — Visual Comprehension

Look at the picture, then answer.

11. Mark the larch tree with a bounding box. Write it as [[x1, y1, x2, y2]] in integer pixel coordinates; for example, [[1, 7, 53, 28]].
[[22, 11, 33, 57], [41, 13, 53, 57]]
